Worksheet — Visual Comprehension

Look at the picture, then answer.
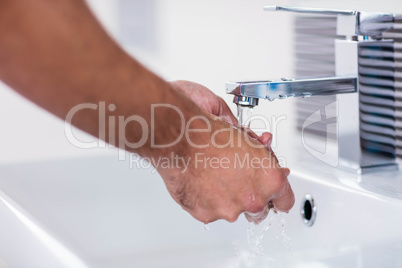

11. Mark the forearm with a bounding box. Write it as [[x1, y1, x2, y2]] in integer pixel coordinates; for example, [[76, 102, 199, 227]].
[[0, 0, 200, 158], [0, 0, 295, 222]]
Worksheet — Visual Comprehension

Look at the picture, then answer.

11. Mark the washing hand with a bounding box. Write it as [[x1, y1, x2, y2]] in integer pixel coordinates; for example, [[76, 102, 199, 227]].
[[159, 81, 295, 224], [0, 0, 294, 225]]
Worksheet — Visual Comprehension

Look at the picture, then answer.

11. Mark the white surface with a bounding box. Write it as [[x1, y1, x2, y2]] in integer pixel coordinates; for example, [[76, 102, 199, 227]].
[[0, 151, 402, 267]]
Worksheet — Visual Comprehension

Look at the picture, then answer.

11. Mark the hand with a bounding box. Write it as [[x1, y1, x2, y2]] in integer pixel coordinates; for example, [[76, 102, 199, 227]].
[[170, 80, 238, 125], [243, 132, 291, 224], [157, 108, 294, 224], [167, 80, 294, 224], [170, 80, 289, 179]]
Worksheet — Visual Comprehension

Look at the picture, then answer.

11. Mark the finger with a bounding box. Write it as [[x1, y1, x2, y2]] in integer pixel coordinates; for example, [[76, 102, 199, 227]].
[[188, 208, 220, 224], [239, 128, 268, 150], [217, 97, 238, 125], [257, 132, 273, 148], [270, 174, 295, 213], [244, 128, 258, 139], [244, 206, 269, 224]]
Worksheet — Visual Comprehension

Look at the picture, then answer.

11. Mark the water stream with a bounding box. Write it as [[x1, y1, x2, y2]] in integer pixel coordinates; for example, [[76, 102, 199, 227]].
[[237, 105, 254, 129], [228, 104, 292, 266], [229, 212, 292, 268]]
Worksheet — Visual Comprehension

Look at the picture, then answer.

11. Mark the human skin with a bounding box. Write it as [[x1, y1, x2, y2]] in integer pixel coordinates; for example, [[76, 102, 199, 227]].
[[0, 0, 294, 223]]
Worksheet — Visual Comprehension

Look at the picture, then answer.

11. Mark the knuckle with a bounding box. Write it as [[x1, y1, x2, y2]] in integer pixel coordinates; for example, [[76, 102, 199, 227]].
[[270, 174, 286, 194], [286, 192, 296, 211], [191, 209, 217, 224], [245, 197, 266, 214], [248, 203, 266, 214], [271, 186, 295, 213], [215, 203, 242, 223], [224, 212, 239, 223], [217, 205, 241, 223]]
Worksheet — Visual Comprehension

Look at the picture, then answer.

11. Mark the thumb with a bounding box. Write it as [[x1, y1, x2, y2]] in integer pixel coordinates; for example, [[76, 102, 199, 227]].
[[257, 132, 273, 148], [217, 97, 238, 126]]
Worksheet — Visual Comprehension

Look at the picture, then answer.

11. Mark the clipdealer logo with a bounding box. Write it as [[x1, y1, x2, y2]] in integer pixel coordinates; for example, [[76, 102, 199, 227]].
[[63, 101, 289, 171], [301, 101, 339, 167]]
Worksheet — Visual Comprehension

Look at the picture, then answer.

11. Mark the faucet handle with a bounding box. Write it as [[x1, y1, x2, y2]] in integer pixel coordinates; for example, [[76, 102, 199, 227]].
[[265, 6, 396, 37], [264, 6, 356, 16], [226, 76, 357, 104]]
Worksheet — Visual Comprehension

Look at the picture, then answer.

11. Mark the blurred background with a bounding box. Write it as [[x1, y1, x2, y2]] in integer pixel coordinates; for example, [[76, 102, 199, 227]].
[[0, 0, 400, 164]]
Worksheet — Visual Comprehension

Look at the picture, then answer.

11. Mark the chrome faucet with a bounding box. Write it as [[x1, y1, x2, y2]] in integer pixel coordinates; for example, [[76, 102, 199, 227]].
[[226, 6, 401, 174]]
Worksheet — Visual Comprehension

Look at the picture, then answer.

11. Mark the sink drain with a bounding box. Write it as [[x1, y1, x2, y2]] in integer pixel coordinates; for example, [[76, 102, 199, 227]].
[[301, 194, 316, 226]]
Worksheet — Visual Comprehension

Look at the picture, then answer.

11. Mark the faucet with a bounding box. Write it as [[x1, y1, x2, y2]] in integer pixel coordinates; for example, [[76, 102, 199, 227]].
[[226, 6, 400, 174]]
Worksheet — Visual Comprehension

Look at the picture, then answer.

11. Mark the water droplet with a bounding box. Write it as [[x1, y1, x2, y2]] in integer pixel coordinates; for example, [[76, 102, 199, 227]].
[[204, 224, 210, 231]]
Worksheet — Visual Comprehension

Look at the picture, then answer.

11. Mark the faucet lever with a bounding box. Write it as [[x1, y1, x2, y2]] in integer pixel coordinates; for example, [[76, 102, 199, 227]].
[[264, 6, 396, 37], [226, 76, 357, 104], [264, 6, 356, 16]]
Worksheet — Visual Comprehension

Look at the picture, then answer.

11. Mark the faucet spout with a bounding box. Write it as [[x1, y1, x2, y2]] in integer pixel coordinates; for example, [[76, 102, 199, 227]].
[[226, 76, 357, 104]]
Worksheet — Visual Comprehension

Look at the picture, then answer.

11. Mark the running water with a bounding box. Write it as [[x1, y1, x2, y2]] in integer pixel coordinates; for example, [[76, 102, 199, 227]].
[[237, 105, 254, 128], [247, 214, 274, 257], [231, 104, 292, 266], [247, 212, 292, 256], [279, 214, 292, 252], [229, 212, 292, 268]]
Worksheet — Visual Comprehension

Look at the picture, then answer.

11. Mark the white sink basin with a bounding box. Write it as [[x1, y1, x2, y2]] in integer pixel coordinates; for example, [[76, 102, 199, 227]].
[[0, 151, 402, 267]]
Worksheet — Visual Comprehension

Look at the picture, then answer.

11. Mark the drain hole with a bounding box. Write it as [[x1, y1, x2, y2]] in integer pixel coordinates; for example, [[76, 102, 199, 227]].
[[301, 194, 316, 227], [303, 200, 312, 221]]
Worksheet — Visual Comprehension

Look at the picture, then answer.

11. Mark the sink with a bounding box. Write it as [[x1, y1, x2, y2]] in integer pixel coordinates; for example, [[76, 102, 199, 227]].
[[0, 150, 402, 267]]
